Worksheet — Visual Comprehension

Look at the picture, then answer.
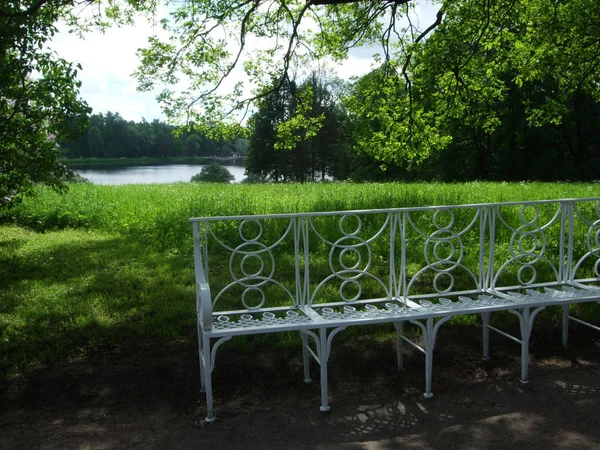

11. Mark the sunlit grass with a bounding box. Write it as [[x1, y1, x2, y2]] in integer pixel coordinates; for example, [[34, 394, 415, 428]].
[[5, 181, 600, 250]]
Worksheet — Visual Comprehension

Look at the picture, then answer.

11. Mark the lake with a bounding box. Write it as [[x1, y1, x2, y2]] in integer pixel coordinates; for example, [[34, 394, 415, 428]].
[[74, 164, 246, 185]]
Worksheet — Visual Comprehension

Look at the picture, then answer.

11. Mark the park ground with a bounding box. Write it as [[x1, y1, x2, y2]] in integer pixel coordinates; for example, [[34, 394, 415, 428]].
[[1, 323, 600, 449]]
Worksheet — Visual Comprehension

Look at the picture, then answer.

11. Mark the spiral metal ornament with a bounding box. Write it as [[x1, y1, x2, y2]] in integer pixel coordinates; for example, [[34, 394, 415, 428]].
[[229, 241, 275, 288], [424, 229, 464, 272], [328, 235, 372, 280]]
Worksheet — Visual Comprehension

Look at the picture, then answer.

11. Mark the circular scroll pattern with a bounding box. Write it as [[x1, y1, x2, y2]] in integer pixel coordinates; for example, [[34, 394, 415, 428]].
[[517, 232, 540, 255], [433, 209, 455, 230], [340, 279, 362, 302], [339, 214, 362, 236], [229, 241, 275, 288], [339, 247, 362, 270], [517, 264, 537, 285], [583, 219, 600, 259], [519, 205, 539, 225], [509, 225, 545, 264], [424, 229, 463, 272], [328, 235, 371, 279], [239, 219, 263, 242], [242, 287, 266, 310], [433, 272, 455, 294], [433, 239, 456, 262], [240, 254, 265, 278]]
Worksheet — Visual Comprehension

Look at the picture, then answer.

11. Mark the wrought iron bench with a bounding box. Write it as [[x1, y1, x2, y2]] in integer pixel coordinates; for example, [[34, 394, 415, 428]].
[[191, 198, 600, 421]]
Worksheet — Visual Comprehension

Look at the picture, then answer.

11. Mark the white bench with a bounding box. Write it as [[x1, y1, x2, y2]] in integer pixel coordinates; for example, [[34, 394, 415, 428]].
[[191, 198, 600, 421]]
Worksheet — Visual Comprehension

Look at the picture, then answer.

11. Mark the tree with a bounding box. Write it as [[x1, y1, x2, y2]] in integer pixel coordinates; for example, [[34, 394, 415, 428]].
[[338, 0, 600, 176], [1, 1, 90, 208], [184, 133, 202, 157], [124, 0, 600, 169], [11, 0, 597, 183], [86, 125, 105, 157], [245, 79, 297, 182], [191, 164, 234, 183], [246, 73, 372, 182]]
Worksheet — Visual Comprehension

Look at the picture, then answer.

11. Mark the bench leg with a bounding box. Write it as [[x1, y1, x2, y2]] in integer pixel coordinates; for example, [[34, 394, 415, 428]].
[[561, 304, 570, 348], [482, 312, 491, 361], [394, 321, 405, 370], [201, 335, 216, 422], [519, 308, 531, 384], [198, 323, 207, 391], [411, 316, 451, 399], [511, 306, 544, 384], [310, 326, 346, 413], [424, 318, 435, 399], [319, 328, 330, 412], [198, 335, 232, 423], [300, 331, 311, 383]]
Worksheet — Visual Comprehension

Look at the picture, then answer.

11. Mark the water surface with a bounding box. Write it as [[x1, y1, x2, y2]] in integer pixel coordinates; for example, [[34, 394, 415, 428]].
[[74, 164, 245, 185]]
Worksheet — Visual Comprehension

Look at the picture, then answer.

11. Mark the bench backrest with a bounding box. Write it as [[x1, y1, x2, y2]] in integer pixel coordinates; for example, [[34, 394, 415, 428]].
[[191, 198, 600, 315]]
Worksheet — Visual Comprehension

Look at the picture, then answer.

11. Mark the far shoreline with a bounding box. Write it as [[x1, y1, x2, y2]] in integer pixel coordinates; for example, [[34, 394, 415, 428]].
[[61, 156, 246, 170]]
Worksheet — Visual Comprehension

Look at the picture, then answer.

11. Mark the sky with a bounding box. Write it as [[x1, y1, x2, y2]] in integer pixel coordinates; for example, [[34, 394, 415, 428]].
[[51, 20, 166, 123], [50, 2, 438, 124]]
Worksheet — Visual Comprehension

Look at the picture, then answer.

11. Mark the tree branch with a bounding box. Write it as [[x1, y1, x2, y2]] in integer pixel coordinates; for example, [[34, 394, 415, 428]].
[[309, 0, 411, 6], [0, 0, 90, 18], [401, 5, 444, 86]]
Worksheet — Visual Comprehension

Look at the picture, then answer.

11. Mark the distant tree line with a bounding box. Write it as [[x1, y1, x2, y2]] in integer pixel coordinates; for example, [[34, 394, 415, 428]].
[[245, 74, 389, 183], [245, 68, 600, 183], [59, 112, 248, 160]]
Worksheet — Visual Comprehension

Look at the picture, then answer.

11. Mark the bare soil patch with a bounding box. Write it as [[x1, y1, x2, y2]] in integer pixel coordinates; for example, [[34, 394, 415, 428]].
[[1, 324, 600, 449]]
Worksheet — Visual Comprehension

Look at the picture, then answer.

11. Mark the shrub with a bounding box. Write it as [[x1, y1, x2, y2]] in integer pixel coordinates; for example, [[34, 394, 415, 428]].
[[191, 164, 234, 183]]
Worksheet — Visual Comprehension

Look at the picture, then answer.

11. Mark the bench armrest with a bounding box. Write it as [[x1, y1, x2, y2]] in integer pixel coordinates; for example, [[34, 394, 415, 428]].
[[197, 282, 213, 331]]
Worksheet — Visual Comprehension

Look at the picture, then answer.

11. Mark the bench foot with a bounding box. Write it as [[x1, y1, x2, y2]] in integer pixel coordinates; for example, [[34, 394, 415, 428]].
[[320, 406, 331, 412], [520, 379, 529, 385], [205, 415, 217, 423], [482, 356, 490, 361], [303, 378, 312, 384], [423, 392, 434, 399]]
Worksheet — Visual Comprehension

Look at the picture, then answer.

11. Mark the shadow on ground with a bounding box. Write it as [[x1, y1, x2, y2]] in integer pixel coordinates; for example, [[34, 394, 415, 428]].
[[1, 325, 599, 449]]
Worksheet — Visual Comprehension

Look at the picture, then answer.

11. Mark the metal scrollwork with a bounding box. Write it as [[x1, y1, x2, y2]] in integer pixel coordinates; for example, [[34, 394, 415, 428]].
[[210, 218, 297, 310], [494, 203, 561, 287], [572, 200, 600, 278], [328, 235, 371, 280], [309, 213, 392, 304], [405, 208, 481, 295]]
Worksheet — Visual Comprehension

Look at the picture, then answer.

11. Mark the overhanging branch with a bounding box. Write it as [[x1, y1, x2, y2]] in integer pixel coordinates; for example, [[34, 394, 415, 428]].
[[309, 0, 411, 6]]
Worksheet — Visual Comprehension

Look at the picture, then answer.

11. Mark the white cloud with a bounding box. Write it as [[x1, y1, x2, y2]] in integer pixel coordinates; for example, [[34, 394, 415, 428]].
[[51, 21, 166, 122]]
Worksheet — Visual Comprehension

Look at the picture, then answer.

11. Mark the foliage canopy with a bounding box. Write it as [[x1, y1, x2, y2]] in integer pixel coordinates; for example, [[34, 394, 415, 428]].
[[103, 0, 599, 168], [4, 0, 600, 193], [0, 0, 90, 207]]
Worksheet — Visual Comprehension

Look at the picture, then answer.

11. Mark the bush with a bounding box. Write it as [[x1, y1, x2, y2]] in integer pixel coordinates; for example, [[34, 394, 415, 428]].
[[191, 164, 234, 183]]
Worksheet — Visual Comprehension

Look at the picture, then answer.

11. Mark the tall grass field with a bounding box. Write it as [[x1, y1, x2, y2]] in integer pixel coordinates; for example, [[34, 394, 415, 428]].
[[1, 182, 599, 378]]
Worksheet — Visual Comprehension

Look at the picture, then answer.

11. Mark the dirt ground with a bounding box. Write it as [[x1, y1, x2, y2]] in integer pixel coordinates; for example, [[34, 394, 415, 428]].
[[1, 324, 600, 450]]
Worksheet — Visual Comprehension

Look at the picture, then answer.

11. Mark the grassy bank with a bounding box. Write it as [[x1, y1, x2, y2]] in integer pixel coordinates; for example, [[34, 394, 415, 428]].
[[1, 182, 599, 377]]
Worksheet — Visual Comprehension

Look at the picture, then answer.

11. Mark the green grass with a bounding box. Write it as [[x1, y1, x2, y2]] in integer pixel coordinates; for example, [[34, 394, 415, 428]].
[[1, 181, 600, 378], [0, 225, 195, 376]]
